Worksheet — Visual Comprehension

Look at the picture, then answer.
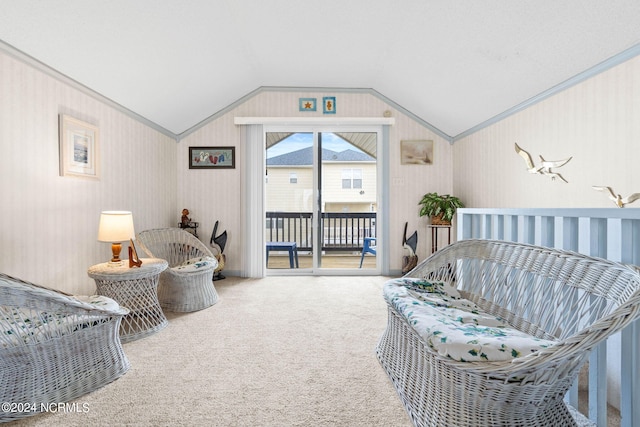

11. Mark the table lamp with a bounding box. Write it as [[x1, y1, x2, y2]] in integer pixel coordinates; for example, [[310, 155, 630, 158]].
[[98, 211, 135, 265]]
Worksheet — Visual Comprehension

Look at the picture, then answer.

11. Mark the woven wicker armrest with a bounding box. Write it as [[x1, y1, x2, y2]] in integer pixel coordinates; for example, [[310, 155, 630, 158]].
[[136, 228, 219, 312], [136, 228, 216, 267], [403, 240, 640, 379], [378, 239, 640, 426], [0, 272, 131, 423], [0, 273, 128, 317]]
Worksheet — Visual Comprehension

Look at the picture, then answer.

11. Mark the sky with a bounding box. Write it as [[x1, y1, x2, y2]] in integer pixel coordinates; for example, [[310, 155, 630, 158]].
[[266, 132, 364, 158]]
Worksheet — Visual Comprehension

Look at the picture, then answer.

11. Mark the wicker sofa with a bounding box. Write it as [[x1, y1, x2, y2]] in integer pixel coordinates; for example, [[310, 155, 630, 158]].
[[0, 273, 130, 422], [136, 228, 219, 312], [376, 239, 640, 427]]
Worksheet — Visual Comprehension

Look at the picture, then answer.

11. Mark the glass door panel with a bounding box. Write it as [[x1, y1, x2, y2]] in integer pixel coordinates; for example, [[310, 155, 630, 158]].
[[319, 132, 377, 270], [265, 130, 378, 272], [265, 133, 313, 269]]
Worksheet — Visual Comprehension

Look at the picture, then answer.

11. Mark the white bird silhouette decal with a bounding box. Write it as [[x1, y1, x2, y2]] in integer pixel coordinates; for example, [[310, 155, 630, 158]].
[[514, 143, 572, 183], [592, 186, 640, 208]]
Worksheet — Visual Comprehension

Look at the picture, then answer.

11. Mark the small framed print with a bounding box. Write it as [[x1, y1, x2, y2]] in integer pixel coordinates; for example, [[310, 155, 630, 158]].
[[323, 96, 336, 114], [59, 114, 100, 179], [189, 146, 235, 169], [401, 140, 434, 165], [299, 98, 317, 112]]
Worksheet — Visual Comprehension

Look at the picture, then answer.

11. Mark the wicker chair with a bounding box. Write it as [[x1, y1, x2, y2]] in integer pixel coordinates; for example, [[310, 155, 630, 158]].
[[0, 273, 130, 422], [376, 239, 640, 427], [136, 228, 219, 312]]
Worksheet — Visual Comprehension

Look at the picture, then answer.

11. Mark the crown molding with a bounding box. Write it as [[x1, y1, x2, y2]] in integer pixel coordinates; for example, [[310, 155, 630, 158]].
[[453, 43, 640, 142], [0, 39, 178, 140]]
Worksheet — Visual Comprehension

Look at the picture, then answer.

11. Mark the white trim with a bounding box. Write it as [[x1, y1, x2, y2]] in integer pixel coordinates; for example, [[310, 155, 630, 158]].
[[241, 124, 266, 277], [453, 43, 640, 142], [254, 123, 388, 276], [235, 116, 395, 126], [0, 40, 177, 139]]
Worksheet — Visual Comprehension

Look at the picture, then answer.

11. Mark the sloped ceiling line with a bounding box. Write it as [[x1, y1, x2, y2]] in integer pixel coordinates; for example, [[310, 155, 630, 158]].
[[0, 40, 178, 140], [452, 43, 640, 142], [3, 38, 639, 145]]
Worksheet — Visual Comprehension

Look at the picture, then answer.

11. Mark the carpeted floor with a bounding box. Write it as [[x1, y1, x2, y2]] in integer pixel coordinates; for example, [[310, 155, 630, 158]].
[[11, 276, 412, 427]]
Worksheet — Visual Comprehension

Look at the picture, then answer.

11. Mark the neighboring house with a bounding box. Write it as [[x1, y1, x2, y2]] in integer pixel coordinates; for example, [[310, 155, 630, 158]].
[[266, 145, 377, 213]]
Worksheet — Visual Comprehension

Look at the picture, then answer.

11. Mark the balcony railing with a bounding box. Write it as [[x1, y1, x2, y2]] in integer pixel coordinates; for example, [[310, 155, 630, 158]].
[[265, 211, 376, 252]]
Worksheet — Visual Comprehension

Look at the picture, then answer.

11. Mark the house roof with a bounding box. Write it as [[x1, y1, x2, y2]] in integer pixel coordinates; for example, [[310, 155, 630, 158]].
[[1, 1, 639, 139], [267, 147, 375, 166]]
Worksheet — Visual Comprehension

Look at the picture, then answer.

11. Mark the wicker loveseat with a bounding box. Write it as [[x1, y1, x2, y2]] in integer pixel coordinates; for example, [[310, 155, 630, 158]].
[[136, 228, 219, 312], [376, 239, 640, 427], [0, 273, 130, 422]]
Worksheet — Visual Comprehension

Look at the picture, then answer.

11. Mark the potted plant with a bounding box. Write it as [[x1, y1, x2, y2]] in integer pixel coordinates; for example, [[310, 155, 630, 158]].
[[418, 192, 464, 225]]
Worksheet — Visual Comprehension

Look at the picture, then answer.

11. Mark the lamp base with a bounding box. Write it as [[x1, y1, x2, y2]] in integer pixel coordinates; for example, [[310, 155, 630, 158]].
[[106, 260, 125, 267], [107, 243, 124, 266]]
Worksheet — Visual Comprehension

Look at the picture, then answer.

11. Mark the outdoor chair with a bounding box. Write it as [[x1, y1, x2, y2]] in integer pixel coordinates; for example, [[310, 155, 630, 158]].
[[359, 237, 376, 268], [136, 228, 219, 312], [0, 273, 130, 422]]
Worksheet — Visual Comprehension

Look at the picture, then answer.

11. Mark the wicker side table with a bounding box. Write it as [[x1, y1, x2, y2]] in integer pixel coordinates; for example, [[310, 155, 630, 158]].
[[88, 258, 168, 343]]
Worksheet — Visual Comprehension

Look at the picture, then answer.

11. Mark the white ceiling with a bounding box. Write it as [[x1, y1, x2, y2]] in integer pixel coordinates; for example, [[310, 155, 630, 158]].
[[1, 1, 639, 138]]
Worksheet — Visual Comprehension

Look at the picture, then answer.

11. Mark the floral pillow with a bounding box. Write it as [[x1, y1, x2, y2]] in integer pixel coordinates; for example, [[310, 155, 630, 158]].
[[173, 256, 217, 272], [384, 278, 557, 362]]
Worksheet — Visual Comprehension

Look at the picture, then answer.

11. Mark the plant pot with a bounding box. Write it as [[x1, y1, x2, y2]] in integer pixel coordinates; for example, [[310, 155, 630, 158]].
[[430, 213, 451, 226]]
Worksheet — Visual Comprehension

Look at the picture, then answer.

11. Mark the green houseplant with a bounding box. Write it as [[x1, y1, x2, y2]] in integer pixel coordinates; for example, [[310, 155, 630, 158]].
[[418, 192, 464, 225]]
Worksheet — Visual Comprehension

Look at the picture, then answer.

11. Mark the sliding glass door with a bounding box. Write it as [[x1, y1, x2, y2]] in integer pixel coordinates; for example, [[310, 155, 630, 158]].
[[265, 129, 378, 272]]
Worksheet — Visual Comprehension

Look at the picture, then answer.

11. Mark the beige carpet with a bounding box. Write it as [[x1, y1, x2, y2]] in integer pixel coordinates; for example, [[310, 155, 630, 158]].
[[12, 276, 411, 427]]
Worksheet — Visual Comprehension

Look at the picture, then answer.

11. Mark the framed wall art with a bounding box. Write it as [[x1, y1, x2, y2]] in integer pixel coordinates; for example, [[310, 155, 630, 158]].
[[400, 140, 434, 165], [189, 146, 235, 169], [299, 98, 317, 111], [59, 114, 100, 179], [322, 96, 336, 114]]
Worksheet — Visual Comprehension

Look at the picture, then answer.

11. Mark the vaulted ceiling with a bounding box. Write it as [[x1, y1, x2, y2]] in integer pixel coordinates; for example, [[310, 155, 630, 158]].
[[1, 1, 639, 138]]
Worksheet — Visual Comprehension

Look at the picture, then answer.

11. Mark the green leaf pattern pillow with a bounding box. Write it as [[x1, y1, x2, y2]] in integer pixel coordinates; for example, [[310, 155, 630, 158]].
[[384, 278, 556, 362]]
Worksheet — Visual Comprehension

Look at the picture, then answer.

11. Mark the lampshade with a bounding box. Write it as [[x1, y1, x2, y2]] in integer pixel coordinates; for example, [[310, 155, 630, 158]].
[[98, 211, 135, 242], [98, 211, 135, 264]]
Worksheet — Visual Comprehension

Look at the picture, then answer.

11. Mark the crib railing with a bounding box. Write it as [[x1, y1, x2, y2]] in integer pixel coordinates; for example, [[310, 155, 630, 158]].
[[456, 208, 640, 427]]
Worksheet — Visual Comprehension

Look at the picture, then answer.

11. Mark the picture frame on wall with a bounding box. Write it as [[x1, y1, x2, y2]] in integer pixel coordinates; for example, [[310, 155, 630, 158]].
[[322, 96, 336, 114], [59, 114, 100, 179], [299, 98, 317, 112], [400, 140, 434, 165], [189, 146, 235, 169]]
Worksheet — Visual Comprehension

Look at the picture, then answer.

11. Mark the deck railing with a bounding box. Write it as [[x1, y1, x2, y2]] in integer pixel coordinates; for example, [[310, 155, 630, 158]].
[[265, 211, 376, 252], [457, 207, 640, 427]]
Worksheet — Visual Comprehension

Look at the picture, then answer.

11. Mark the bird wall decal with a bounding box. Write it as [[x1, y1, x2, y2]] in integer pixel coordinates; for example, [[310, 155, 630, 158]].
[[592, 186, 640, 208], [514, 143, 572, 183]]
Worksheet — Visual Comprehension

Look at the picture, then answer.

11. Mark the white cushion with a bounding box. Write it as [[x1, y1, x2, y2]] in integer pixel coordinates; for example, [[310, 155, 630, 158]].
[[384, 278, 557, 362], [74, 294, 120, 311], [172, 256, 218, 273]]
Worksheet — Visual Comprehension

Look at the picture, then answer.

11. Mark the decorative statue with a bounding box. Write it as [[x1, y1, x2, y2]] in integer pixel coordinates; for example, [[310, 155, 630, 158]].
[[402, 222, 418, 274], [181, 209, 191, 227], [210, 220, 228, 281]]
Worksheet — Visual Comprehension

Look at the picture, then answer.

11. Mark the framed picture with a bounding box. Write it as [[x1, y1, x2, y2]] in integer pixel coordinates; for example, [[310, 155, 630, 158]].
[[401, 140, 434, 165], [189, 146, 235, 169], [323, 96, 336, 114], [59, 114, 100, 179], [299, 98, 317, 112]]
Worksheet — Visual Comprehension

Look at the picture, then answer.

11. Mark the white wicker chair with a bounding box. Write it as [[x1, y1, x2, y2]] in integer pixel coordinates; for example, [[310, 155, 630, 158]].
[[136, 228, 219, 312], [376, 239, 640, 427], [0, 273, 130, 422]]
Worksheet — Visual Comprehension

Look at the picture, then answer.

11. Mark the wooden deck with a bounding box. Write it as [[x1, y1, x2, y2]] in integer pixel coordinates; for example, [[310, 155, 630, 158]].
[[266, 253, 376, 269]]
